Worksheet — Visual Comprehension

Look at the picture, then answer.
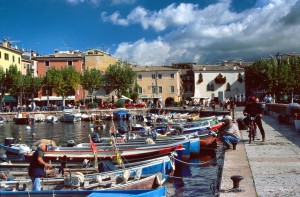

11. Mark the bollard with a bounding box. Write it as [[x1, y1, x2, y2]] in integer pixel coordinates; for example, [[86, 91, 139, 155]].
[[232, 142, 237, 150], [231, 175, 244, 189]]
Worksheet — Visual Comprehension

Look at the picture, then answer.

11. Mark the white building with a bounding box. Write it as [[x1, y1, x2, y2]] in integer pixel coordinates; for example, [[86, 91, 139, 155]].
[[191, 62, 246, 104]]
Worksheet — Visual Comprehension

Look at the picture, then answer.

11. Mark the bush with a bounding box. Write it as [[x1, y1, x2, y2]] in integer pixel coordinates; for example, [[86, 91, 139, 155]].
[[115, 100, 125, 108], [88, 102, 98, 109]]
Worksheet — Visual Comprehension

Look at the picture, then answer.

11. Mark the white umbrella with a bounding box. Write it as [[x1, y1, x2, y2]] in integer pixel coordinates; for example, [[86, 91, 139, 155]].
[[120, 95, 133, 101]]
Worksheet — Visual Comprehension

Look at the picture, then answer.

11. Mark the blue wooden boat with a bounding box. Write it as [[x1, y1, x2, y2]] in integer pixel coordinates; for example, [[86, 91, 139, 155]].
[[0, 175, 166, 197]]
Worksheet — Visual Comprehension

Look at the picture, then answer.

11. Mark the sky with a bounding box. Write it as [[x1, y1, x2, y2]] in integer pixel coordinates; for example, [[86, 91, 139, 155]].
[[1, 0, 300, 66]]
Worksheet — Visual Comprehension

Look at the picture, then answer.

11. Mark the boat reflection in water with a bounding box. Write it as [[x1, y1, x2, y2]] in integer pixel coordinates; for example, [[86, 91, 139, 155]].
[[168, 149, 219, 197]]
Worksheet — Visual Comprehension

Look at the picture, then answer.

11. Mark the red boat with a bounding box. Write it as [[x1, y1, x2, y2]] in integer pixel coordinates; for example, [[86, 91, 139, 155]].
[[24, 140, 185, 163]]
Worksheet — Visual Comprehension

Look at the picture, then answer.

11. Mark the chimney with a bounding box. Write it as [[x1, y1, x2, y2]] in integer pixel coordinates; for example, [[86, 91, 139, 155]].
[[2, 39, 8, 47]]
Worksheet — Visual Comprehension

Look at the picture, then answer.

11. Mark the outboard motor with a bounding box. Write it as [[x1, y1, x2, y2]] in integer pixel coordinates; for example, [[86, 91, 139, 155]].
[[67, 140, 75, 147], [91, 133, 101, 143], [0, 153, 7, 162], [5, 137, 14, 146]]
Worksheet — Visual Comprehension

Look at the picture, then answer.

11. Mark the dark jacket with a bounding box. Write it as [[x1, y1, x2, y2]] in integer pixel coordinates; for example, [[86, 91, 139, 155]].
[[243, 102, 264, 117], [28, 148, 46, 178]]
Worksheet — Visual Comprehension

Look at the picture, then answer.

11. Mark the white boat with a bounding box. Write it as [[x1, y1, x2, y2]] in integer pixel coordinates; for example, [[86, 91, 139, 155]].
[[60, 109, 81, 123], [33, 113, 46, 122], [46, 115, 59, 123], [0, 117, 4, 124]]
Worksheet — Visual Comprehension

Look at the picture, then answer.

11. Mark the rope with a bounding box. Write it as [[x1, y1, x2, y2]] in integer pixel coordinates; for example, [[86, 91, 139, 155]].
[[171, 155, 217, 166]]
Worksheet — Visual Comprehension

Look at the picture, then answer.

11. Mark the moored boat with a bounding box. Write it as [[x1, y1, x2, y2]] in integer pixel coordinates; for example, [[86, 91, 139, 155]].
[[23, 140, 185, 162], [13, 113, 35, 125]]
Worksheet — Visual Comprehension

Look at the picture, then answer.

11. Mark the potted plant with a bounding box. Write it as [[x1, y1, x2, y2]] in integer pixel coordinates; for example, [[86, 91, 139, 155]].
[[198, 73, 203, 83], [215, 73, 226, 84]]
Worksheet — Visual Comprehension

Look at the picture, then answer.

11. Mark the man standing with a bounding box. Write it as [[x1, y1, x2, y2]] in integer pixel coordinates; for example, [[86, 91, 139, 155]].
[[243, 96, 266, 142], [28, 143, 52, 191], [220, 115, 241, 150]]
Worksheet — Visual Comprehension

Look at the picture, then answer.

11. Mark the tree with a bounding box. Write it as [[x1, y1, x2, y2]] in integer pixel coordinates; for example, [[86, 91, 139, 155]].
[[23, 74, 44, 109], [246, 56, 300, 102], [81, 68, 104, 103], [0, 66, 5, 109], [105, 61, 136, 98], [46, 67, 81, 106], [4, 65, 22, 97]]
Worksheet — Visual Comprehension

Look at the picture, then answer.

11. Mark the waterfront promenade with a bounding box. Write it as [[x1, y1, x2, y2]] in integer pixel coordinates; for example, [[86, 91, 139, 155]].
[[220, 108, 300, 197]]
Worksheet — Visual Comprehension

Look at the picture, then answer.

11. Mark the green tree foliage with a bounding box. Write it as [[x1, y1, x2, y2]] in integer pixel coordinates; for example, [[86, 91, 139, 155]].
[[81, 68, 104, 103], [4, 65, 22, 96], [46, 66, 81, 106], [246, 56, 300, 101], [23, 74, 44, 103], [105, 61, 136, 98]]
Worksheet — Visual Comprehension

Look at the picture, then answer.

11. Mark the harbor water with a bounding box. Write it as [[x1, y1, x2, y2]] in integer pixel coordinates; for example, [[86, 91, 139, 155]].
[[0, 120, 223, 197]]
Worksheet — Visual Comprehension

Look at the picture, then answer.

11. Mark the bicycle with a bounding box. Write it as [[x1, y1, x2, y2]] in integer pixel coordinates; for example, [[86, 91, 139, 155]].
[[244, 114, 258, 144]]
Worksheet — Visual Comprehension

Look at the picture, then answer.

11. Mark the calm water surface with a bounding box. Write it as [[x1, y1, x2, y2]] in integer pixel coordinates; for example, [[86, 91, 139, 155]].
[[0, 120, 223, 197]]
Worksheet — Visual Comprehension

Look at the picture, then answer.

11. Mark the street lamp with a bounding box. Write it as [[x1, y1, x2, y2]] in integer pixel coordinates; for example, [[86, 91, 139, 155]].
[[45, 72, 50, 109]]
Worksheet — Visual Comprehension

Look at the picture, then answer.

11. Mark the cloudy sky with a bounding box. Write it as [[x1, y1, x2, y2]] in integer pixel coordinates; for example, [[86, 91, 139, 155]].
[[0, 0, 299, 65]]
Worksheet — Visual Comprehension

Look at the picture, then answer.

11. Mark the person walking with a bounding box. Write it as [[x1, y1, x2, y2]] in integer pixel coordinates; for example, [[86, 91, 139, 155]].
[[243, 96, 266, 142], [28, 143, 52, 191], [220, 115, 241, 150]]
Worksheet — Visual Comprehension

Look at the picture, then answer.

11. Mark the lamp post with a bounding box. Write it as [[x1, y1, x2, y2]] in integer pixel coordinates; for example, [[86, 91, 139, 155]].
[[46, 72, 50, 109], [275, 52, 281, 103], [152, 82, 155, 108]]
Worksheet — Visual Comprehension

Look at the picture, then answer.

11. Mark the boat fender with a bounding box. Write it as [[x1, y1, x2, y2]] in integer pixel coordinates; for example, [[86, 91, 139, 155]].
[[155, 172, 165, 186], [64, 172, 85, 187], [95, 175, 102, 183], [134, 168, 142, 180], [170, 157, 176, 171], [0, 153, 7, 162], [145, 138, 155, 144], [115, 169, 130, 184]]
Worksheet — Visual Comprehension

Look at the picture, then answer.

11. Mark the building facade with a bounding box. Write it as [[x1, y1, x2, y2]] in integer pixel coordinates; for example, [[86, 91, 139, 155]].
[[0, 39, 22, 71], [192, 63, 246, 104], [33, 50, 84, 104], [84, 49, 118, 71], [132, 65, 182, 106]]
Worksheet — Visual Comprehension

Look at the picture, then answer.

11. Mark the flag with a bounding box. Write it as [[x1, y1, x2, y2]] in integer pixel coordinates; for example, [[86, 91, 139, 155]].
[[90, 138, 98, 154]]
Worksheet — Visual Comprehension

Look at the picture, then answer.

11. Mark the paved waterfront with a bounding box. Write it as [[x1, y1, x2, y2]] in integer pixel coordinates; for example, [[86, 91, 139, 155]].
[[220, 109, 300, 197]]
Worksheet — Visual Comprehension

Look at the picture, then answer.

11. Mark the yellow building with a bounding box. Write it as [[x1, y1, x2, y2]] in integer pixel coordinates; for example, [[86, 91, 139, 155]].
[[0, 39, 22, 71], [84, 49, 118, 71], [132, 65, 182, 106]]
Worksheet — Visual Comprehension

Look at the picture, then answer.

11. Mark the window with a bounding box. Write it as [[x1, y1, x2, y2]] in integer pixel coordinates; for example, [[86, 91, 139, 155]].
[[158, 86, 162, 93], [45, 61, 50, 67], [138, 74, 142, 80], [170, 73, 175, 79], [68, 61, 73, 66], [4, 53, 9, 60], [12, 56, 15, 62], [138, 87, 143, 94], [129, 88, 133, 94], [226, 83, 231, 91], [158, 74, 162, 79], [0, 52, 1, 59], [18, 57, 20, 64], [207, 84, 214, 91], [152, 74, 156, 79], [170, 86, 175, 93]]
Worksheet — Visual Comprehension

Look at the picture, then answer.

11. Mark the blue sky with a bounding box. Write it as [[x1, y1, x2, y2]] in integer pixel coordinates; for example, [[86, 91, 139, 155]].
[[1, 0, 300, 65]]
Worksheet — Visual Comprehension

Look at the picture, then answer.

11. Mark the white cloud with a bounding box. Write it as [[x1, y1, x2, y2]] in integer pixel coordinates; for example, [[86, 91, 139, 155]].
[[65, 0, 100, 6], [112, 0, 300, 65]]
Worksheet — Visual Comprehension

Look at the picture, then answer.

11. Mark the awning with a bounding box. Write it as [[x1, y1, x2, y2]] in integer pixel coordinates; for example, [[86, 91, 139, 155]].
[[119, 95, 133, 101], [34, 96, 75, 101], [3, 95, 17, 102]]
